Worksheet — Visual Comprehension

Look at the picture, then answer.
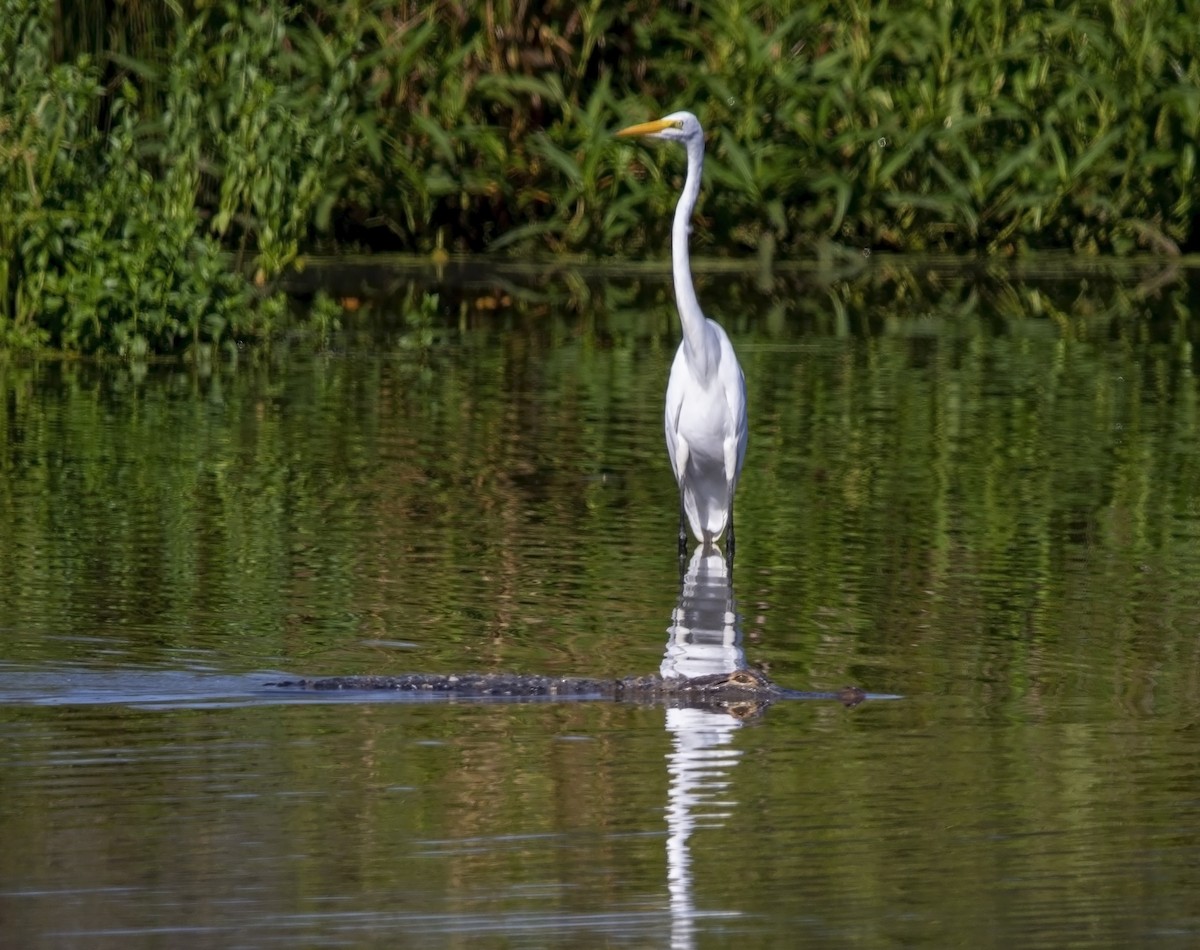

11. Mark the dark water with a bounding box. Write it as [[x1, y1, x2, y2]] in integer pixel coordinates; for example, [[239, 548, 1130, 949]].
[[3, 259, 1200, 947]]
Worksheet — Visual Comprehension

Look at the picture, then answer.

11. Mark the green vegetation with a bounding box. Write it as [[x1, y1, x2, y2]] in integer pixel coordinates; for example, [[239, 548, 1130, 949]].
[[1, 0, 361, 354], [2, 0, 1199, 354]]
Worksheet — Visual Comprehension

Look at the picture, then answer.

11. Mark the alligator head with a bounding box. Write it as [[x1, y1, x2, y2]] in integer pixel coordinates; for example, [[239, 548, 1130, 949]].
[[616, 668, 867, 714]]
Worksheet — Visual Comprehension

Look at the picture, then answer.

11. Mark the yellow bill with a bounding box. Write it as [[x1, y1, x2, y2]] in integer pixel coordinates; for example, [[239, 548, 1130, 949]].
[[616, 117, 682, 138]]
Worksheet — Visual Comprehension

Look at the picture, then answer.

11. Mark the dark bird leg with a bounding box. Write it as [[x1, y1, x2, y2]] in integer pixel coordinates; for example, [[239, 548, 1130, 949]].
[[678, 496, 689, 558], [726, 508, 736, 564]]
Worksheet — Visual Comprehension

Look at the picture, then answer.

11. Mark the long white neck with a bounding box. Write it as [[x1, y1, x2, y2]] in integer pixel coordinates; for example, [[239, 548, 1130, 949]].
[[672, 132, 713, 380]]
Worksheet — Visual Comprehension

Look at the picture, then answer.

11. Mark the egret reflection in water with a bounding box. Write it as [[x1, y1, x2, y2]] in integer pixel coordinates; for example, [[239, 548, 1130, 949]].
[[661, 545, 750, 948], [661, 544, 746, 682]]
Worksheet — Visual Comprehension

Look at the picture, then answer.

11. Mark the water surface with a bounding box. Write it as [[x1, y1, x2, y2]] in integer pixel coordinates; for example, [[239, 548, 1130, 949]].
[[2, 259, 1200, 947]]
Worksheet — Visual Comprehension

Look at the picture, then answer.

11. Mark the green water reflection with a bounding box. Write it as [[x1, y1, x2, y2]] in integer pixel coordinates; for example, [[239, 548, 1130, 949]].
[[2, 259, 1200, 945]]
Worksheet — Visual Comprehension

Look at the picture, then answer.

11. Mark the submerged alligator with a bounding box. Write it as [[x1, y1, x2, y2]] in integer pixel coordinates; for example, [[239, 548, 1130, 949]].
[[268, 667, 875, 714]]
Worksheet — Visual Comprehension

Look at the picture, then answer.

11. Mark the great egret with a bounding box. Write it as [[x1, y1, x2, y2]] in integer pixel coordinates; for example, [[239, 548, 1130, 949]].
[[617, 111, 748, 559]]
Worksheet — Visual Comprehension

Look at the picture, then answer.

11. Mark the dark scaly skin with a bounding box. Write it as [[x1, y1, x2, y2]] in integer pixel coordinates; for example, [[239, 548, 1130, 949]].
[[267, 667, 869, 711]]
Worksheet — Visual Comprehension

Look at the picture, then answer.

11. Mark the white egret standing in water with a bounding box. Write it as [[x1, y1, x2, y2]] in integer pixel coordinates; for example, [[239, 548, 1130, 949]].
[[617, 112, 748, 559]]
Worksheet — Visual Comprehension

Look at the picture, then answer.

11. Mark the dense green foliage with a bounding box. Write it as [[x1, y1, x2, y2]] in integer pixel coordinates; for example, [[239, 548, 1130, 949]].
[[1, 0, 359, 353], [334, 0, 1200, 258], [3, 0, 244, 354], [3, 0, 1200, 353]]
